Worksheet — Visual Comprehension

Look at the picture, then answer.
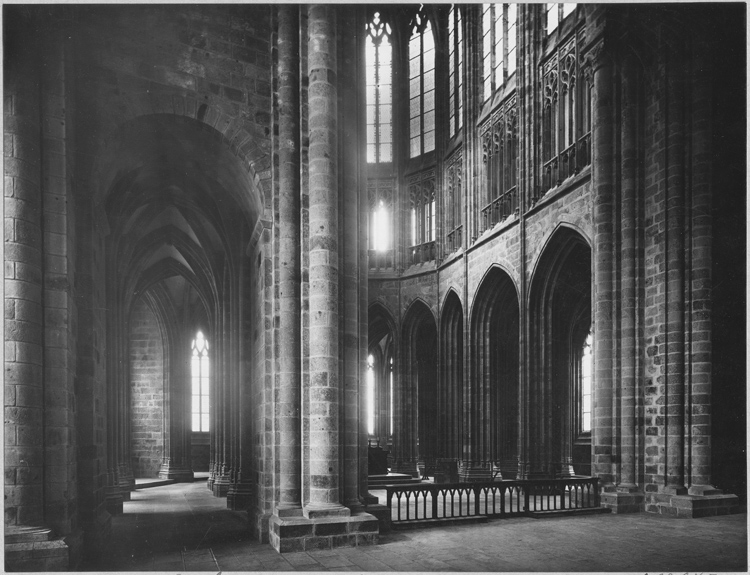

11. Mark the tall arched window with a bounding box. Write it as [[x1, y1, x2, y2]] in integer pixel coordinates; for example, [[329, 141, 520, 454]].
[[389, 355, 394, 437], [447, 5, 463, 138], [580, 331, 593, 433], [366, 12, 393, 163], [409, 8, 435, 157], [545, 3, 576, 35], [482, 4, 517, 101], [366, 354, 375, 435], [191, 331, 209, 432]]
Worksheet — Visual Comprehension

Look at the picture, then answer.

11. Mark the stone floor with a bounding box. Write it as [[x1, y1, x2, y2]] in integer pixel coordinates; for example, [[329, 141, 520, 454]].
[[83, 480, 747, 572]]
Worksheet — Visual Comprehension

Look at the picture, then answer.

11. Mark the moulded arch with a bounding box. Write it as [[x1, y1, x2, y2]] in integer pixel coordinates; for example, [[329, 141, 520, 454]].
[[368, 302, 398, 347], [469, 264, 520, 329], [93, 115, 265, 236], [527, 222, 591, 309], [402, 297, 437, 337], [440, 287, 463, 313]]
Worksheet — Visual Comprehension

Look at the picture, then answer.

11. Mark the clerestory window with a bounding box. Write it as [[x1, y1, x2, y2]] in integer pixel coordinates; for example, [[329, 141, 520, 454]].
[[546, 3, 576, 35], [191, 331, 209, 432], [409, 8, 436, 158], [447, 5, 464, 138], [366, 12, 393, 163], [482, 4, 517, 102]]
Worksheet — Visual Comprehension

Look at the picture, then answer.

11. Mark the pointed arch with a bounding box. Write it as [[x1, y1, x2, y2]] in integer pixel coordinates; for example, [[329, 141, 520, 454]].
[[392, 299, 437, 476], [368, 302, 398, 443], [439, 290, 463, 463], [527, 226, 592, 478], [466, 265, 520, 480]]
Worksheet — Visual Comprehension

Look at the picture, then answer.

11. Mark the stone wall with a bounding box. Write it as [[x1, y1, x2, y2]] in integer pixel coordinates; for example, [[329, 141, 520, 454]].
[[128, 298, 164, 478]]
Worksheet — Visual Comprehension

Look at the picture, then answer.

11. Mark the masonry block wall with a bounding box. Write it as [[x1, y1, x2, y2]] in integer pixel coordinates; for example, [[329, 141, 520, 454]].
[[128, 298, 164, 478], [365, 4, 744, 513], [2, 3, 746, 569]]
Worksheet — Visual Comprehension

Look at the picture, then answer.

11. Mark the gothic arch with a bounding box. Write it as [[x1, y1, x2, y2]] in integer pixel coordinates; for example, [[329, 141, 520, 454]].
[[439, 290, 463, 463], [392, 299, 437, 476], [527, 226, 592, 478], [527, 221, 591, 307], [367, 303, 398, 443], [465, 266, 520, 480]]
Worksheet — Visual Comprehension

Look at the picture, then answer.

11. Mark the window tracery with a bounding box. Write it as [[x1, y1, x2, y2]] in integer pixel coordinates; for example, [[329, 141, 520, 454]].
[[366, 12, 393, 163], [191, 331, 209, 432], [448, 6, 463, 138], [409, 8, 436, 157]]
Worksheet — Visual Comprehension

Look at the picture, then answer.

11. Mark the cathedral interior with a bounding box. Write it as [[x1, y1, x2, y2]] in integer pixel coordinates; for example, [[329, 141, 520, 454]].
[[3, 2, 747, 570]]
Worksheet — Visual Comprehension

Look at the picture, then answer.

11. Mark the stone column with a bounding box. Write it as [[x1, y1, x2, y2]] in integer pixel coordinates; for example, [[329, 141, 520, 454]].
[[304, 4, 348, 517], [339, 5, 365, 510], [212, 288, 231, 497], [5, 20, 78, 569], [5, 17, 45, 535], [618, 56, 639, 491], [589, 41, 615, 488], [663, 47, 687, 495], [275, 2, 302, 517], [231, 255, 256, 511], [158, 305, 193, 482], [686, 37, 715, 494]]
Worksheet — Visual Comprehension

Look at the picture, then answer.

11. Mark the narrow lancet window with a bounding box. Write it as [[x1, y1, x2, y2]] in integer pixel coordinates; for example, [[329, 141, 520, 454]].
[[448, 6, 463, 137], [580, 331, 593, 433], [191, 331, 209, 432], [409, 8, 436, 157], [367, 354, 375, 435], [482, 4, 518, 101], [366, 12, 393, 163]]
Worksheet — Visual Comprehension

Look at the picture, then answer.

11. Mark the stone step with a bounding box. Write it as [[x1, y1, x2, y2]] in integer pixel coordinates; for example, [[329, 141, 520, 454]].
[[392, 515, 489, 530], [5, 527, 55, 544], [528, 507, 612, 519], [134, 478, 176, 489], [368, 473, 423, 487]]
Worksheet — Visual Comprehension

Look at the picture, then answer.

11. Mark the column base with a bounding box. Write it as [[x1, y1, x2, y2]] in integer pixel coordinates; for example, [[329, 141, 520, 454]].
[[158, 463, 194, 482], [601, 490, 645, 513], [269, 511, 379, 553], [303, 503, 351, 519], [104, 486, 124, 515], [458, 462, 493, 482], [363, 503, 391, 533], [646, 485, 741, 517], [390, 459, 419, 478], [226, 482, 253, 511], [212, 474, 231, 497], [361, 492, 379, 505], [5, 526, 75, 571]]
